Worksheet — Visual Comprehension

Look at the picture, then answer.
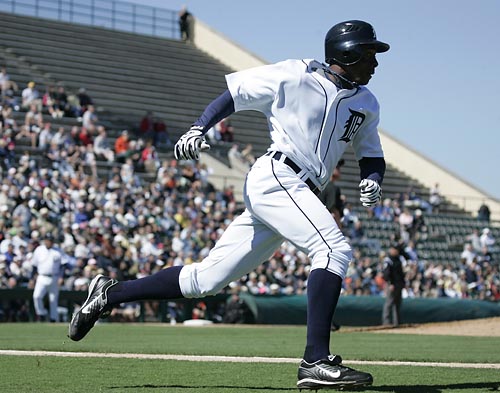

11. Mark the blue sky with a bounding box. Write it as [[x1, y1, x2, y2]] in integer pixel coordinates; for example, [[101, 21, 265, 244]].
[[130, 0, 499, 201]]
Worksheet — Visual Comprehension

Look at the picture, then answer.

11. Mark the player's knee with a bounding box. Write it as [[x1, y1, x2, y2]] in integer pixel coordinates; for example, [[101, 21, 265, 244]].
[[311, 240, 352, 279], [178, 263, 224, 298]]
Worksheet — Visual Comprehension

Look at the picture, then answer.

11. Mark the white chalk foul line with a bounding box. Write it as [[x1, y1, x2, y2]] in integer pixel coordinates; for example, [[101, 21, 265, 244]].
[[1, 350, 499, 369]]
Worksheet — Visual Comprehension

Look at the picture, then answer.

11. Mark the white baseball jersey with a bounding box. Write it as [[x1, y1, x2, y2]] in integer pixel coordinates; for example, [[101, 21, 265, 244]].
[[32, 244, 63, 276], [179, 59, 384, 298], [226, 59, 384, 190]]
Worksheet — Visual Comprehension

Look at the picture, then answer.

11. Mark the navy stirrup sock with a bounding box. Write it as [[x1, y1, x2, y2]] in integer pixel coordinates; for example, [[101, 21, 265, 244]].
[[107, 266, 184, 305], [303, 269, 342, 363]]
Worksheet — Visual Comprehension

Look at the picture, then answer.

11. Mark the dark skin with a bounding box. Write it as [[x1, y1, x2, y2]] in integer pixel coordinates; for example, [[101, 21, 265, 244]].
[[328, 48, 379, 86]]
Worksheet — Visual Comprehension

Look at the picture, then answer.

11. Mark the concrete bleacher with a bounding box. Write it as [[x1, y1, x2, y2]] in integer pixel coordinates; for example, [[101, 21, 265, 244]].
[[0, 10, 453, 208], [0, 11, 268, 147], [2, 11, 497, 268]]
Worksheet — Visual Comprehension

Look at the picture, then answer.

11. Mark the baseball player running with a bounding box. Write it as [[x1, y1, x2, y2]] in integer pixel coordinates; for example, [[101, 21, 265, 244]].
[[69, 20, 389, 390]]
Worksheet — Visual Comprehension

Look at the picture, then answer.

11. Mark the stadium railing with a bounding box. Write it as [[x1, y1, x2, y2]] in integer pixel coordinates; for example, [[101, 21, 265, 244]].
[[0, 0, 179, 39]]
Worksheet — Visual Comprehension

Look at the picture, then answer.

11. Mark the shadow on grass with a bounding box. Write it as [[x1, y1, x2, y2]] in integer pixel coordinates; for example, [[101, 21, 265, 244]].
[[368, 381, 500, 392], [107, 385, 296, 391], [107, 382, 500, 392]]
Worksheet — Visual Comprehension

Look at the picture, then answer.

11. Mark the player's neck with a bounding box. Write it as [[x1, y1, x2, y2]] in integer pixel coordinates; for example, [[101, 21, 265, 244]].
[[326, 65, 356, 89]]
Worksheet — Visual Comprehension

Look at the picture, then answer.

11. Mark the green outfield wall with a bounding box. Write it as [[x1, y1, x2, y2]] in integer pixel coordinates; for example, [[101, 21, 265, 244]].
[[1, 289, 499, 326], [240, 294, 500, 326]]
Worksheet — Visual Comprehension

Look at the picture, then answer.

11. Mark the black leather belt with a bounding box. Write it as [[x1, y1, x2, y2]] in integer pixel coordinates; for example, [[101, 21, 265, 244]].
[[265, 151, 320, 195]]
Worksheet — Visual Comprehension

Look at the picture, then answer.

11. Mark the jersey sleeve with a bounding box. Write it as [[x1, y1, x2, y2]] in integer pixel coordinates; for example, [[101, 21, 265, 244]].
[[225, 62, 290, 113], [351, 92, 384, 161]]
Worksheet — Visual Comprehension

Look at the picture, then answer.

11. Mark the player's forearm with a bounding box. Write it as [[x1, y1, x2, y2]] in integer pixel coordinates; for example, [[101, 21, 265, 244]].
[[192, 90, 235, 133], [358, 157, 386, 184]]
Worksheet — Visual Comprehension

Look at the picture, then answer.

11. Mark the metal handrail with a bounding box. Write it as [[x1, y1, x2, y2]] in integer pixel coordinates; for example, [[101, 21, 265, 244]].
[[0, 0, 180, 39]]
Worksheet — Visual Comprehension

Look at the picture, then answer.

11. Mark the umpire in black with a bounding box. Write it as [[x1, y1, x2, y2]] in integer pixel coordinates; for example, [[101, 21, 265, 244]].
[[382, 243, 406, 326]]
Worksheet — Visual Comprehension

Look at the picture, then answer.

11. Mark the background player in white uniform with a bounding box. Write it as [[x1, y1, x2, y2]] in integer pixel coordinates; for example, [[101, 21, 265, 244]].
[[70, 20, 389, 390], [32, 233, 64, 322]]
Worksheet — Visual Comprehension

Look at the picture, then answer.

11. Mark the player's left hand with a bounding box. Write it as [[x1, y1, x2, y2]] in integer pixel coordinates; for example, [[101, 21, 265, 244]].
[[174, 126, 211, 160], [359, 179, 382, 207]]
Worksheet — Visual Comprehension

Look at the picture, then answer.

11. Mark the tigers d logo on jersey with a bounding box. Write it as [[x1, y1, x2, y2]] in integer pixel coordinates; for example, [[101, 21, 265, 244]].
[[338, 109, 365, 142]]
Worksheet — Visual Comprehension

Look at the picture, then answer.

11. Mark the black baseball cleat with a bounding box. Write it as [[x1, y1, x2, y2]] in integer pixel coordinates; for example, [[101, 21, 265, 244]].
[[297, 355, 373, 391], [68, 274, 118, 341]]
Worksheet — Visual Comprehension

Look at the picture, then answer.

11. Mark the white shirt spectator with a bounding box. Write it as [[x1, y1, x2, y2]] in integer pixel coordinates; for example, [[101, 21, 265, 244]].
[[38, 125, 53, 149], [480, 228, 495, 248], [22, 82, 40, 107], [82, 105, 98, 129], [460, 243, 476, 266]]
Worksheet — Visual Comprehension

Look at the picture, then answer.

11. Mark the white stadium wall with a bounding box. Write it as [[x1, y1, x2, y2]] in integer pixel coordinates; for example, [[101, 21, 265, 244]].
[[193, 18, 500, 221]]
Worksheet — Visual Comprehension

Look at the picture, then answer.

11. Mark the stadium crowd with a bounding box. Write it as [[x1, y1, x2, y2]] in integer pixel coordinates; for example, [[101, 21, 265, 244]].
[[0, 74, 499, 323]]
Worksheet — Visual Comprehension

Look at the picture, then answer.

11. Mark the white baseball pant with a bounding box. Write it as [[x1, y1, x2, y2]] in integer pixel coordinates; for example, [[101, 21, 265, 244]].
[[33, 274, 59, 321], [179, 155, 352, 298]]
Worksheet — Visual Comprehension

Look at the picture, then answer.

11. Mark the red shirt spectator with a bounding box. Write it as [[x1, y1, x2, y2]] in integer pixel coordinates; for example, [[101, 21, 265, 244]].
[[139, 111, 154, 135], [78, 127, 93, 146], [114, 131, 130, 156]]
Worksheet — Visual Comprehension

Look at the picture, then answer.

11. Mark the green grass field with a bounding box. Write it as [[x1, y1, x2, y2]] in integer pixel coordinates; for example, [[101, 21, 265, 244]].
[[0, 323, 499, 393]]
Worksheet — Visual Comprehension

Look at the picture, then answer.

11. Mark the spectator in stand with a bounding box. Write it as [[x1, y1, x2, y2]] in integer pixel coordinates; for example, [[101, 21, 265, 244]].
[[466, 228, 482, 253], [227, 144, 242, 168], [0, 106, 18, 134], [140, 140, 159, 173], [0, 67, 17, 101], [340, 202, 358, 231], [205, 125, 221, 144], [46, 140, 63, 170], [403, 240, 419, 263], [240, 143, 256, 167], [42, 85, 62, 119], [409, 209, 427, 242], [54, 85, 70, 117], [178, 6, 194, 43], [78, 126, 93, 146], [373, 197, 395, 222], [38, 122, 53, 151], [153, 116, 171, 147], [349, 220, 365, 243], [0, 133, 15, 170], [479, 228, 495, 248], [77, 87, 93, 116], [82, 105, 98, 130], [51, 126, 69, 149], [138, 111, 154, 140], [18, 103, 43, 147], [476, 245, 494, 267], [93, 126, 114, 162], [398, 207, 414, 243], [2, 86, 20, 112], [429, 183, 442, 213], [21, 81, 42, 111], [461, 243, 476, 266], [477, 203, 491, 223], [216, 117, 234, 142], [114, 130, 130, 163], [82, 144, 98, 179]]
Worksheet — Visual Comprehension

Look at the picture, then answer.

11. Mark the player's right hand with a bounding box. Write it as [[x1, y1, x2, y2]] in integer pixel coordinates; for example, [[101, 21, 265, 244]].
[[359, 179, 382, 207], [174, 126, 210, 160]]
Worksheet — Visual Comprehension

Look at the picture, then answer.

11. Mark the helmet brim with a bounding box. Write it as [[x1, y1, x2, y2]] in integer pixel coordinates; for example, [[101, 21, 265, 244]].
[[358, 40, 390, 53]]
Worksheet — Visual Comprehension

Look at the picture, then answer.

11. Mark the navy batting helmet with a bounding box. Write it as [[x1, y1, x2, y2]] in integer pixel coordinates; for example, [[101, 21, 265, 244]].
[[325, 20, 389, 66]]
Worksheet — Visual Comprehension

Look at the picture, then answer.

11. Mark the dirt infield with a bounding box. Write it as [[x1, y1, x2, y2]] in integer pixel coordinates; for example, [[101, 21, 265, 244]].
[[369, 317, 500, 337]]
